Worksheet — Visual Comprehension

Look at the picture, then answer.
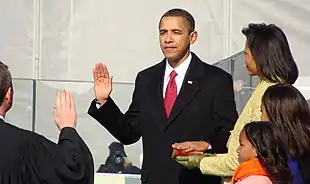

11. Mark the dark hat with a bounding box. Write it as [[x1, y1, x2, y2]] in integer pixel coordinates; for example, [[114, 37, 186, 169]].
[[108, 142, 127, 157]]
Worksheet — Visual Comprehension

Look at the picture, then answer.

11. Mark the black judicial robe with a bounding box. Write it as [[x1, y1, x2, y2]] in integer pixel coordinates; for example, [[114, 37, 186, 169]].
[[0, 119, 94, 184]]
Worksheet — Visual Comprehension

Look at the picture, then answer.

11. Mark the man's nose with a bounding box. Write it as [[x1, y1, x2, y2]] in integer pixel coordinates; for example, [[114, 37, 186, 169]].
[[165, 33, 173, 43]]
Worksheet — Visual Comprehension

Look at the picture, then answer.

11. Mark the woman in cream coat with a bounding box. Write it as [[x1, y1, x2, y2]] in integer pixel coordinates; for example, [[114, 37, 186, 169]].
[[173, 23, 299, 183]]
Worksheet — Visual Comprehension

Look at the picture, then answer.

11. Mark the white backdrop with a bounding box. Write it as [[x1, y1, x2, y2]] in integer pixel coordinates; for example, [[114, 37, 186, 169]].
[[1, 0, 310, 170]]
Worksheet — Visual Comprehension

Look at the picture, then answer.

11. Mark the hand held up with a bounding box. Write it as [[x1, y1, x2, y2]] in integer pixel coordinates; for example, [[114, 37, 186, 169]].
[[54, 90, 77, 130], [93, 63, 113, 105]]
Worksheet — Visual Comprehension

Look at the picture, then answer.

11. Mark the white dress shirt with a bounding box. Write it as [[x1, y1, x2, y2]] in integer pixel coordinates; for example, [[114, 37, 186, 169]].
[[163, 53, 192, 97]]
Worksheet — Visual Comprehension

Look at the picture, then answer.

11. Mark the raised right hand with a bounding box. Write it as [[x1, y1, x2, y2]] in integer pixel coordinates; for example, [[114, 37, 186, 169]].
[[54, 90, 77, 130], [93, 63, 113, 105]]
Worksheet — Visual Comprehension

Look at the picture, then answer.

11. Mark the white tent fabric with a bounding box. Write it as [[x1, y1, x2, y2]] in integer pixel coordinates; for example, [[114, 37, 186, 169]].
[[1, 0, 310, 169]]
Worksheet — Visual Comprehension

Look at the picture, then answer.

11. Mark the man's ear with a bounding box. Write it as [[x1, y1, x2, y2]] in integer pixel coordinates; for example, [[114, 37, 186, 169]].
[[190, 31, 198, 44], [5, 87, 12, 102]]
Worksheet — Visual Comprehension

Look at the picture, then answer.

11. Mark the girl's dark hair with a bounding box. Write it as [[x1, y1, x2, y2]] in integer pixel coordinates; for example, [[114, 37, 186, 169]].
[[262, 84, 310, 157], [242, 23, 298, 84], [244, 121, 292, 184]]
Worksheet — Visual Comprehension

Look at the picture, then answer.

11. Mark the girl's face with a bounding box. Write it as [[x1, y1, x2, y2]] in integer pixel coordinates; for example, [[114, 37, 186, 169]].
[[237, 129, 257, 163], [260, 103, 269, 121], [244, 41, 259, 76]]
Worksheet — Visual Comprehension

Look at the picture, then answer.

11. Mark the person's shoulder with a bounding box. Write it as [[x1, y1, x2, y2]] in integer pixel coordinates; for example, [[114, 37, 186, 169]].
[[206, 64, 232, 80], [124, 165, 141, 174], [134, 60, 165, 82], [296, 152, 310, 183], [192, 53, 232, 79], [96, 164, 108, 173], [0, 122, 36, 154], [2, 122, 34, 138], [4, 122, 52, 144], [239, 175, 272, 184], [138, 60, 165, 76]]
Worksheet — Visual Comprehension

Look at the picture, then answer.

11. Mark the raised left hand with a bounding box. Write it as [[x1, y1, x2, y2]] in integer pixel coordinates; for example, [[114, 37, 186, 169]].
[[172, 141, 210, 153]]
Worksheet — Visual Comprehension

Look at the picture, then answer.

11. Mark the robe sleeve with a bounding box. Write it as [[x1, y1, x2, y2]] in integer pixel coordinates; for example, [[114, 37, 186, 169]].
[[24, 127, 94, 184]]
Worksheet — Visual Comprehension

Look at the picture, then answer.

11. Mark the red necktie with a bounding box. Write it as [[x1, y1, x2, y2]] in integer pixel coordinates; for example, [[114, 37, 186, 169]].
[[164, 70, 177, 117]]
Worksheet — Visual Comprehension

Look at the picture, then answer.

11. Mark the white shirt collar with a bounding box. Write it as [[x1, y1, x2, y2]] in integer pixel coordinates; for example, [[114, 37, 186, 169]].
[[0, 114, 4, 120], [164, 53, 192, 80]]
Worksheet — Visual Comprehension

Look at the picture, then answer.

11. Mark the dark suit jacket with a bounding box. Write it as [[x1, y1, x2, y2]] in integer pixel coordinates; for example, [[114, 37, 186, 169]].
[[88, 53, 238, 184]]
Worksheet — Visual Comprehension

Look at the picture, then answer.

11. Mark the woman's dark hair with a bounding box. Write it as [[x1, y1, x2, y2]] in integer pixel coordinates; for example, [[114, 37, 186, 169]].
[[242, 23, 298, 84], [244, 121, 292, 184], [262, 84, 310, 157]]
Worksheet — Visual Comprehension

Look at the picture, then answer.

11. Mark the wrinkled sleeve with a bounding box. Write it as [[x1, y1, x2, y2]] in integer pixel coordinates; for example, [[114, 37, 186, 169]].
[[199, 131, 240, 176], [24, 127, 94, 184]]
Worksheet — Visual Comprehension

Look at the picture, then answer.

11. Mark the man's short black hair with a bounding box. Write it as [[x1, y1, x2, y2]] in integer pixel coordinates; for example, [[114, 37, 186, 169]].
[[0, 61, 12, 106], [159, 8, 195, 33]]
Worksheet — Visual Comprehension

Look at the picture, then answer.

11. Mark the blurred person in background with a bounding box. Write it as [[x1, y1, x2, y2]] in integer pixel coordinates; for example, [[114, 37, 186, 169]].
[[97, 141, 141, 174], [0, 61, 94, 184]]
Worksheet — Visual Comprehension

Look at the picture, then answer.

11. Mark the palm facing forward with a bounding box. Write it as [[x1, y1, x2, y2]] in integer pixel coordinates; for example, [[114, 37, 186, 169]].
[[93, 63, 113, 105]]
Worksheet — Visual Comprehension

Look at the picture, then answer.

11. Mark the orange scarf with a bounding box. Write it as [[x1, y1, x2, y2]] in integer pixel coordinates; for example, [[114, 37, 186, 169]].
[[232, 158, 269, 184]]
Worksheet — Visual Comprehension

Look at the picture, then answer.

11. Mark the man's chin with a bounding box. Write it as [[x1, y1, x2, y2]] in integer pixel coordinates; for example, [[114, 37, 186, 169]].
[[163, 52, 175, 58], [163, 54, 178, 62]]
